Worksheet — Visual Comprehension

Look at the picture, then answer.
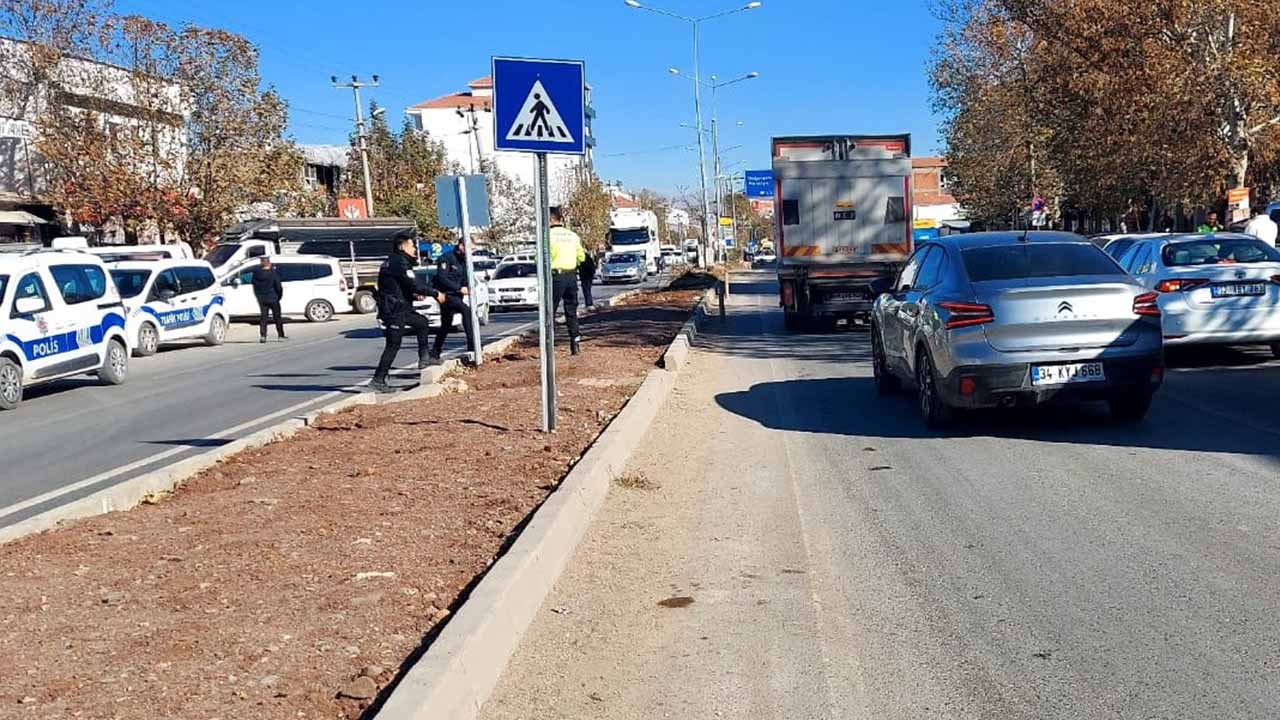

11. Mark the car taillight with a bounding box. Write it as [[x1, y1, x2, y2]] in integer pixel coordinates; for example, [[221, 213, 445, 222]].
[[938, 301, 994, 329], [339, 277, 348, 292], [1271, 275, 1280, 286], [1133, 291, 1160, 317], [1155, 278, 1209, 293]]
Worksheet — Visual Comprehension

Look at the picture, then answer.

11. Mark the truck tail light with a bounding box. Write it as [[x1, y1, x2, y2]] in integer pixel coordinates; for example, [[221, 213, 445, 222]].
[[1133, 292, 1160, 317], [937, 301, 994, 329], [1155, 278, 1208, 293]]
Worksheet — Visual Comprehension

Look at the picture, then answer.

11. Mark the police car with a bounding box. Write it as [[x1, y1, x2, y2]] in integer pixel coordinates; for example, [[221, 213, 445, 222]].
[[105, 259, 228, 356], [0, 251, 131, 410]]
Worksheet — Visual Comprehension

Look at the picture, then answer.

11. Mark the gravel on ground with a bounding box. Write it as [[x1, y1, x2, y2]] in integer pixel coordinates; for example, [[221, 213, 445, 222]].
[[0, 288, 703, 720]]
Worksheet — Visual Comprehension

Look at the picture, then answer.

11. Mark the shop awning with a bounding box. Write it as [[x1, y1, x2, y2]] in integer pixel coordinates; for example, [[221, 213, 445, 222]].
[[0, 210, 48, 225]]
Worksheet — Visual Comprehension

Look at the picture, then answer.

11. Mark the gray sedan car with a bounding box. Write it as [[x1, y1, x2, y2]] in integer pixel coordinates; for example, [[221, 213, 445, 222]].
[[871, 232, 1164, 427]]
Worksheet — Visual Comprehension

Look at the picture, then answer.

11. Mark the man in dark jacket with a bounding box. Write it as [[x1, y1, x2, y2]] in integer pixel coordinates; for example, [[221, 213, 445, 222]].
[[578, 250, 597, 308], [251, 257, 285, 343], [429, 244, 476, 364], [371, 236, 432, 392]]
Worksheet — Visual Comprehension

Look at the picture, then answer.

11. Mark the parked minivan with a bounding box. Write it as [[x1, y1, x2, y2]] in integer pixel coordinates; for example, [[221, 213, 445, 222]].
[[220, 256, 351, 322], [106, 259, 229, 356]]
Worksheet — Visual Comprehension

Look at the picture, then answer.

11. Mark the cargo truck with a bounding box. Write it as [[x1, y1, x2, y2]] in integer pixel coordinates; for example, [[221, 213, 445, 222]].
[[773, 134, 913, 330], [607, 208, 661, 276]]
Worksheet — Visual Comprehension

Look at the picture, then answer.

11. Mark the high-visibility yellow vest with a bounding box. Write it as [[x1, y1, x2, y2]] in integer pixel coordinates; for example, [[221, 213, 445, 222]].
[[549, 225, 586, 271]]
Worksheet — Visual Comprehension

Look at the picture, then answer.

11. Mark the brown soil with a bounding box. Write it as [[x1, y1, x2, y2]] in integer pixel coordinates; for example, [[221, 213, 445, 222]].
[[0, 290, 701, 720]]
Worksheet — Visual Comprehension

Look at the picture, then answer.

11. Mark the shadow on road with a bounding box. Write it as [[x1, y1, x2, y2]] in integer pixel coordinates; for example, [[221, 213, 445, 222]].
[[143, 438, 233, 448]]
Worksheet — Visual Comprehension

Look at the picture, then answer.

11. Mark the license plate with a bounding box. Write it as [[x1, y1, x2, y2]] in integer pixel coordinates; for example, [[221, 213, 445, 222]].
[[827, 292, 865, 303], [1030, 362, 1106, 386], [1211, 283, 1266, 298]]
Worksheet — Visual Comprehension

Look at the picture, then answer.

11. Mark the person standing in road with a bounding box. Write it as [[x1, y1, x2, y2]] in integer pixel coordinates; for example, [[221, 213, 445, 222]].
[[1244, 204, 1278, 248], [550, 206, 587, 355], [371, 236, 432, 393], [429, 244, 477, 366], [578, 249, 597, 309], [1197, 211, 1223, 233], [251, 257, 286, 343]]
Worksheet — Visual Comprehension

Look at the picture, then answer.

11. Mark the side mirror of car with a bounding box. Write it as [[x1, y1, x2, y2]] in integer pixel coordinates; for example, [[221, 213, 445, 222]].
[[158, 288, 177, 301], [13, 296, 43, 315], [869, 277, 895, 296], [229, 278, 241, 287]]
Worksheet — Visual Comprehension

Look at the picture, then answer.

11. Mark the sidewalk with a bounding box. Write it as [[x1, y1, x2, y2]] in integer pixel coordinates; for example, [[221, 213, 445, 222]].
[[481, 276, 854, 719]]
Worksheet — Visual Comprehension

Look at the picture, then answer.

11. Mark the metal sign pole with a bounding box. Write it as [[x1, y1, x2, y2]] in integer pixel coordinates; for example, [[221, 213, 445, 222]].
[[456, 176, 483, 365], [534, 153, 556, 432]]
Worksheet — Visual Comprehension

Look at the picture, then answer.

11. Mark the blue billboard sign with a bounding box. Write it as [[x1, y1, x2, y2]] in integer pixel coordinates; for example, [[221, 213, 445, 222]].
[[744, 170, 775, 198]]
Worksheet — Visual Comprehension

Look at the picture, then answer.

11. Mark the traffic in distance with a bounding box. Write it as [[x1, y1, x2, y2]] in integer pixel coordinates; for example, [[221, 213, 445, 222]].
[[0, 207, 682, 412]]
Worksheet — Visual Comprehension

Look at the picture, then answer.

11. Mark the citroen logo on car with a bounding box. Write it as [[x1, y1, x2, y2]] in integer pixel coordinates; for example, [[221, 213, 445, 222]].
[[1057, 301, 1074, 314]]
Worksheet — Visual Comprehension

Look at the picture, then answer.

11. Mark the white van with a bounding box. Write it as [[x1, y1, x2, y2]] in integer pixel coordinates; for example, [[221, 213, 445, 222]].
[[220, 256, 352, 322], [0, 251, 131, 410], [106, 259, 229, 356], [87, 244, 194, 262]]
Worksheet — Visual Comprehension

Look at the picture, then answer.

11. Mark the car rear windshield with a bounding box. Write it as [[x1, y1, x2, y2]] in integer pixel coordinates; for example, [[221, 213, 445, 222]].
[[494, 263, 535, 280], [962, 243, 1123, 282], [1162, 238, 1280, 266], [109, 269, 152, 298]]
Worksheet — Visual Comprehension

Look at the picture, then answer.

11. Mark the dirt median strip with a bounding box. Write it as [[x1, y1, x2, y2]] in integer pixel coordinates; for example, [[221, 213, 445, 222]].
[[0, 288, 704, 720]]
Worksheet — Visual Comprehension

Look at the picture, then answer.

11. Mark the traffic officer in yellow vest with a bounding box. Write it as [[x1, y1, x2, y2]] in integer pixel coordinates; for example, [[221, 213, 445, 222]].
[[549, 206, 587, 355]]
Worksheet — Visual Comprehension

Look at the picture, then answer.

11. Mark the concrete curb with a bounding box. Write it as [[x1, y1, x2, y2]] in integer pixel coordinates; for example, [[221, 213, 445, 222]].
[[375, 292, 709, 720], [0, 332, 527, 546]]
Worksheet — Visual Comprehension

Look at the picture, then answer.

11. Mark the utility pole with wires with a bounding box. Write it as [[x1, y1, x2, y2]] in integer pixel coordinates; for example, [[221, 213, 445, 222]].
[[332, 74, 380, 216]]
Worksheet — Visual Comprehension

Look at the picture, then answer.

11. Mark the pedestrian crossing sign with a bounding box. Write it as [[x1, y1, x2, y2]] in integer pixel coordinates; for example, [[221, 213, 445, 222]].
[[492, 57, 586, 155]]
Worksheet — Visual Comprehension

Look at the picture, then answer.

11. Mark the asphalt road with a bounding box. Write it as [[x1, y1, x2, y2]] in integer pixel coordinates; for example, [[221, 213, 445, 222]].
[[485, 270, 1280, 719], [0, 275, 660, 530]]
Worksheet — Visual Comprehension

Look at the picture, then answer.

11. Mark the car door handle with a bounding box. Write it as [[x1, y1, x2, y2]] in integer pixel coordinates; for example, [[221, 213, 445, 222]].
[[98, 301, 124, 310]]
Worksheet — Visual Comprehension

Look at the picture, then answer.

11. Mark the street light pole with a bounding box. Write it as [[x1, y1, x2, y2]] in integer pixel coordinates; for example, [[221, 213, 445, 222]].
[[627, 0, 762, 267], [333, 74, 380, 216]]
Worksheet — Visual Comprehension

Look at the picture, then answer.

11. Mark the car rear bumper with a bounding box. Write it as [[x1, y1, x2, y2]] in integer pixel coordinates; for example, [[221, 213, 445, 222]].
[[1162, 328, 1280, 346], [939, 353, 1164, 409]]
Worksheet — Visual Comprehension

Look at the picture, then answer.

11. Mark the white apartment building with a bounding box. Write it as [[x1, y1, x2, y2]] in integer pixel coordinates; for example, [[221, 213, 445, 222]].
[[0, 37, 187, 244], [405, 76, 595, 205]]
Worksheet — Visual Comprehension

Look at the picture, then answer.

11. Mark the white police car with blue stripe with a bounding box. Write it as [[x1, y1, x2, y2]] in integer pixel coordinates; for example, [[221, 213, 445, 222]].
[[105, 259, 228, 357], [0, 251, 131, 411]]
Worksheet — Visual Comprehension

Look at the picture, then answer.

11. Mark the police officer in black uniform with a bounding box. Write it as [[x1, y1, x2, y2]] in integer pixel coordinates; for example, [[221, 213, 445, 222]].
[[371, 236, 432, 393], [429, 243, 477, 365]]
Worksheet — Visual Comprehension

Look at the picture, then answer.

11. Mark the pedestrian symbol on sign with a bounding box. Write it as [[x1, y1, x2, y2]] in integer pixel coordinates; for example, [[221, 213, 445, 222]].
[[506, 79, 574, 143]]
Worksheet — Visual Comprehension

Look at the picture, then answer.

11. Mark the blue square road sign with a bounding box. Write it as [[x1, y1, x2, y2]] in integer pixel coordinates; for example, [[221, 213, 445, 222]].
[[492, 57, 586, 155]]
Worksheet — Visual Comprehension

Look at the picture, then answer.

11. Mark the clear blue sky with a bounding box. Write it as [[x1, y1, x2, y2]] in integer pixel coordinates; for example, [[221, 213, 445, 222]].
[[115, 0, 945, 195]]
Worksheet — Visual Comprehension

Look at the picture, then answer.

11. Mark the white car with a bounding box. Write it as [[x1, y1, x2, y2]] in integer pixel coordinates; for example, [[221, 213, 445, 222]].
[[489, 261, 539, 310], [500, 251, 536, 266], [220, 256, 352, 322], [1117, 232, 1280, 356], [410, 266, 490, 327], [86, 243, 194, 262], [0, 251, 132, 410], [107, 259, 230, 356]]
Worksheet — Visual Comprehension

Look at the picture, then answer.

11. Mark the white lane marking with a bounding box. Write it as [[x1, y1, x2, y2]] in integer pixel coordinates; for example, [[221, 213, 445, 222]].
[[0, 323, 535, 523]]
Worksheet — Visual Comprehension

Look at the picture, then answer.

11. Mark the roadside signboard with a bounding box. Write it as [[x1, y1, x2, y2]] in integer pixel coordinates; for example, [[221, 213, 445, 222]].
[[744, 170, 775, 198], [337, 198, 367, 219], [492, 56, 588, 433], [434, 174, 490, 228], [492, 57, 586, 155]]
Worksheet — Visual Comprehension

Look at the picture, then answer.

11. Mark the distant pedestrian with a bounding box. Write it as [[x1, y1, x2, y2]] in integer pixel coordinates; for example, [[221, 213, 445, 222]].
[[1244, 205, 1278, 248], [371, 236, 432, 393], [251, 257, 285, 343], [1197, 211, 1223, 233], [578, 250, 597, 308], [429, 244, 477, 365], [549, 206, 587, 355]]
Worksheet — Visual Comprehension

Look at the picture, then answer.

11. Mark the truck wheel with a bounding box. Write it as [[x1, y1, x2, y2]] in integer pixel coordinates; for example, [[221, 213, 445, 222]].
[[135, 322, 159, 357], [204, 315, 228, 346], [0, 356, 22, 411], [99, 339, 129, 386], [305, 299, 335, 322], [353, 290, 377, 315]]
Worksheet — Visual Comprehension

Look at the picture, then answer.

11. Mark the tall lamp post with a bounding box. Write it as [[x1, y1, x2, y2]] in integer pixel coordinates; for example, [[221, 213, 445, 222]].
[[625, 0, 762, 267], [671, 69, 757, 259]]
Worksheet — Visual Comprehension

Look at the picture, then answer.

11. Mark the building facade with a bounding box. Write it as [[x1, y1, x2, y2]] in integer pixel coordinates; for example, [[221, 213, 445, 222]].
[[0, 37, 187, 244], [406, 75, 595, 206], [911, 156, 964, 227]]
